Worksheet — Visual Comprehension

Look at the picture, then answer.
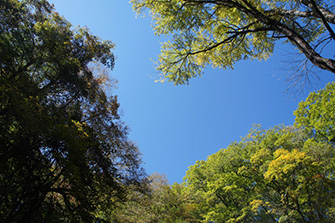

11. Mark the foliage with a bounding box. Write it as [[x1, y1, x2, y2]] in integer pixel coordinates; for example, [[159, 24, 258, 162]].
[[0, 0, 146, 222], [294, 81, 335, 143], [182, 83, 335, 222], [184, 125, 335, 222], [111, 173, 198, 223], [106, 83, 335, 222], [132, 0, 335, 85]]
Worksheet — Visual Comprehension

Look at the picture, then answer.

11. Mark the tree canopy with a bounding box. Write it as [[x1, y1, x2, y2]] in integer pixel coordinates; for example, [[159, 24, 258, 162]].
[[131, 0, 335, 85], [181, 82, 335, 222], [101, 82, 335, 222], [111, 173, 197, 222], [2, 0, 335, 222], [294, 82, 335, 143], [183, 125, 335, 222], [0, 0, 146, 222]]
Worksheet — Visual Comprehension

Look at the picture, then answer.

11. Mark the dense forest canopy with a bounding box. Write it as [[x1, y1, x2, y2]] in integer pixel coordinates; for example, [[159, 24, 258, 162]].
[[1, 0, 335, 222]]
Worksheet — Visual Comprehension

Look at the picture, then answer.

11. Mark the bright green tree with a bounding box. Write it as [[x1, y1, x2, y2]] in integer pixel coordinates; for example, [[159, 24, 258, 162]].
[[182, 83, 335, 222], [184, 125, 335, 222], [0, 0, 146, 222], [132, 0, 335, 85], [294, 82, 335, 144]]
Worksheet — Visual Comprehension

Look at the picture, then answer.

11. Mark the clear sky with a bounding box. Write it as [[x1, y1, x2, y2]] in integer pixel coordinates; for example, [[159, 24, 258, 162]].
[[49, 0, 334, 184]]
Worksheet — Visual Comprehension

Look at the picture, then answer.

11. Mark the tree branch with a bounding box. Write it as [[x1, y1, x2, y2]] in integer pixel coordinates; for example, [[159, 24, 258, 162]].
[[176, 0, 335, 75], [309, 0, 335, 41], [188, 27, 273, 56], [238, 0, 335, 74], [268, 9, 335, 24], [299, 0, 335, 22]]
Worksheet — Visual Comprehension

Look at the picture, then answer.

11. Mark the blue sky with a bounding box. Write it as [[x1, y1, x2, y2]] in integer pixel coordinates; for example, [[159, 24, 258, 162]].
[[49, 0, 334, 184]]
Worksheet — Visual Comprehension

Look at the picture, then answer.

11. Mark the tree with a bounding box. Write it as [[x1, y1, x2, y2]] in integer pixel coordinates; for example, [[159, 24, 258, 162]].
[[111, 173, 198, 223], [184, 125, 335, 222], [294, 81, 335, 144], [131, 0, 335, 85], [181, 82, 335, 222], [0, 0, 146, 222]]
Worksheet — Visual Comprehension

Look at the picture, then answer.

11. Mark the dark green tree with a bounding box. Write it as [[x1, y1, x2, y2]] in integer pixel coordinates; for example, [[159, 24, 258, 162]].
[[0, 0, 146, 222]]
